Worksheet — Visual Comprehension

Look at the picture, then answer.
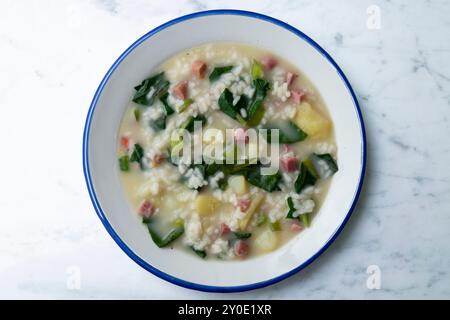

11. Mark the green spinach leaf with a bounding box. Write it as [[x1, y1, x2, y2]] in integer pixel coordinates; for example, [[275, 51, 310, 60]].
[[159, 92, 175, 115], [234, 94, 249, 113], [190, 246, 207, 259], [147, 92, 176, 131], [264, 121, 307, 144], [232, 232, 252, 239], [285, 196, 311, 227], [246, 167, 281, 192], [217, 177, 228, 190], [180, 114, 207, 133], [245, 105, 265, 127], [313, 153, 338, 175], [218, 88, 238, 119], [247, 78, 270, 120], [130, 143, 144, 163], [149, 116, 167, 131], [294, 162, 317, 193], [217, 79, 269, 127], [286, 197, 296, 219], [209, 66, 233, 82], [143, 218, 185, 248], [133, 72, 170, 106]]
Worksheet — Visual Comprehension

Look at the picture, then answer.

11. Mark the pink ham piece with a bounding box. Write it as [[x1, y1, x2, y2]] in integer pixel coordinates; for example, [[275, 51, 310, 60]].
[[291, 88, 306, 104], [120, 136, 130, 150], [173, 81, 188, 100], [219, 223, 231, 237], [261, 56, 278, 70], [138, 200, 155, 218], [234, 128, 248, 144], [285, 71, 298, 87], [152, 153, 165, 167], [290, 221, 304, 232], [192, 60, 207, 79], [237, 198, 251, 212], [234, 240, 249, 258], [280, 156, 299, 172]]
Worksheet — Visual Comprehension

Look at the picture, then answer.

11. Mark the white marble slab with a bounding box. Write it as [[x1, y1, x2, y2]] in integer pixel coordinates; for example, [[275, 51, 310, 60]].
[[0, 0, 449, 299]]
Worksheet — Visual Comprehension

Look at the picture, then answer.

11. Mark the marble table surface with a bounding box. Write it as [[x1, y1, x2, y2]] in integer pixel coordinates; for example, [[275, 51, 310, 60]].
[[0, 0, 449, 299]]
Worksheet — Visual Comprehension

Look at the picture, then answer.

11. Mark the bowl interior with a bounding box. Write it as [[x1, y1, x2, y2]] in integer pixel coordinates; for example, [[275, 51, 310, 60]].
[[85, 12, 364, 290]]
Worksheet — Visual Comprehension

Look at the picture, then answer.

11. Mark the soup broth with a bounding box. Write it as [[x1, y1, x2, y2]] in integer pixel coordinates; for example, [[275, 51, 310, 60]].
[[118, 43, 338, 260]]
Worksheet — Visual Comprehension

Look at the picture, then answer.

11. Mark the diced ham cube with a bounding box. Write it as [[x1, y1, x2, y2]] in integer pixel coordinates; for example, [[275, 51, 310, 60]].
[[192, 60, 207, 79], [234, 128, 248, 144], [234, 240, 249, 258], [285, 71, 298, 87], [120, 136, 130, 150], [291, 88, 306, 104], [261, 56, 278, 70], [152, 153, 165, 167], [219, 223, 231, 237], [173, 81, 188, 100], [138, 200, 155, 218], [290, 221, 304, 232], [237, 198, 251, 212], [280, 156, 299, 172]]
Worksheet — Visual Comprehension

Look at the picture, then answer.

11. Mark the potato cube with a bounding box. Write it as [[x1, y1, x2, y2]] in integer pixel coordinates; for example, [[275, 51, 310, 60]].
[[196, 194, 219, 216], [228, 175, 248, 195], [254, 228, 278, 252], [294, 102, 331, 138]]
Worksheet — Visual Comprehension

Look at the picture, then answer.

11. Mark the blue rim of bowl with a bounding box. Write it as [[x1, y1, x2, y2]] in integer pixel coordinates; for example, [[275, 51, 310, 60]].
[[83, 9, 367, 293]]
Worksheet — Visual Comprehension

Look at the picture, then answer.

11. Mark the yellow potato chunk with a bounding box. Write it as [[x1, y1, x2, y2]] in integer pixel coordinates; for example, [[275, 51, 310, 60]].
[[294, 102, 331, 138], [195, 194, 220, 216], [239, 193, 265, 230], [228, 175, 249, 195], [254, 228, 279, 252]]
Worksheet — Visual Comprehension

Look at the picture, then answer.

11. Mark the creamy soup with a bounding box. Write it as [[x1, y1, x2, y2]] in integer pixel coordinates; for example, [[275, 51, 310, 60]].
[[117, 43, 338, 260]]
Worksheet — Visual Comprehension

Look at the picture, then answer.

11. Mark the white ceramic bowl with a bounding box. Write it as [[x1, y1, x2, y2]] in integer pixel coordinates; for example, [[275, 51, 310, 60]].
[[83, 10, 366, 292]]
